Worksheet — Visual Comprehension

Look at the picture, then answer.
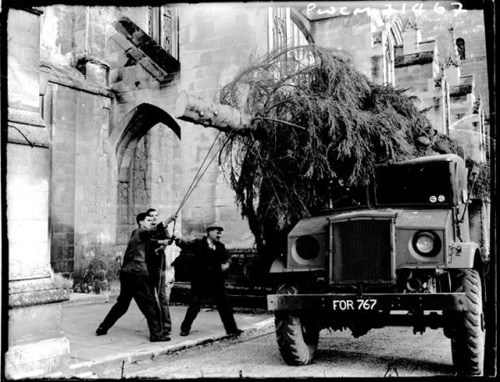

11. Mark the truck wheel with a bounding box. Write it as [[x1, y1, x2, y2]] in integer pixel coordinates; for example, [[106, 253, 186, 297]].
[[275, 313, 319, 365], [450, 269, 485, 376]]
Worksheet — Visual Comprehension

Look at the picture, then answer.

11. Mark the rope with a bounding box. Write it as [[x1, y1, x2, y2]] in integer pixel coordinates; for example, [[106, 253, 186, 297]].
[[175, 131, 222, 215], [148, 131, 235, 331], [145, 132, 231, 329], [168, 130, 236, 241], [174, 131, 232, 216], [157, 246, 164, 332]]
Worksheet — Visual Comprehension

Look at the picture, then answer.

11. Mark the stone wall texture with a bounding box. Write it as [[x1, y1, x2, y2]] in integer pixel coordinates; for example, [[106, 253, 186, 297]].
[[6, 8, 71, 379], [163, 3, 268, 249], [7, 144, 51, 279], [311, 12, 374, 78], [416, 10, 489, 115]]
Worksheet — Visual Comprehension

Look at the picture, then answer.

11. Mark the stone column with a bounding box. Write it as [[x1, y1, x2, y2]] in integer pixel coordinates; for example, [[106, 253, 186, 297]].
[[4, 7, 70, 379]]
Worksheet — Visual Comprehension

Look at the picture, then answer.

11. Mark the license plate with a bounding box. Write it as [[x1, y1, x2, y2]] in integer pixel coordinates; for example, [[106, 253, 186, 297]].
[[333, 298, 377, 311]]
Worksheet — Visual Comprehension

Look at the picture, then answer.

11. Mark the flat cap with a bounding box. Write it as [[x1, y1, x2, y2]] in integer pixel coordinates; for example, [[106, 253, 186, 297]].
[[206, 223, 224, 232]]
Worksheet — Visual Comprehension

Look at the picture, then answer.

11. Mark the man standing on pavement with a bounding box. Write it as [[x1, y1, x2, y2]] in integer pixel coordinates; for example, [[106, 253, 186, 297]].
[[95, 212, 176, 342], [146, 208, 175, 335], [172, 223, 243, 337]]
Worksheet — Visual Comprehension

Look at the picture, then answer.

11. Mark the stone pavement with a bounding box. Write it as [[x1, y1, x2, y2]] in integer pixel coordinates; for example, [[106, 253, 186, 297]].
[[52, 293, 274, 378]]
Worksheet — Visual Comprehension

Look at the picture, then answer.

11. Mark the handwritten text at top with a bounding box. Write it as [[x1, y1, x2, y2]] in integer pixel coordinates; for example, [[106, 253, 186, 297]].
[[306, 2, 467, 18]]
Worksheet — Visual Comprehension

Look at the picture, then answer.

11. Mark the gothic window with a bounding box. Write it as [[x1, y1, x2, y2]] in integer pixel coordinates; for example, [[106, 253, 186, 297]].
[[149, 6, 179, 59], [383, 34, 395, 86], [269, 8, 312, 50], [269, 7, 289, 51], [385, 42, 394, 85], [456, 38, 465, 60], [268, 7, 313, 71]]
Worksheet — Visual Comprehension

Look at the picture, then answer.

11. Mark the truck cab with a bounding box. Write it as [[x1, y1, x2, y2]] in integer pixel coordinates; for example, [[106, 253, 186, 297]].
[[267, 154, 486, 376]]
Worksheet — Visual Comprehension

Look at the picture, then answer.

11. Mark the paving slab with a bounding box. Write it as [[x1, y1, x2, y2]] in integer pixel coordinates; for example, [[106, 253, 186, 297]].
[[59, 293, 274, 377]]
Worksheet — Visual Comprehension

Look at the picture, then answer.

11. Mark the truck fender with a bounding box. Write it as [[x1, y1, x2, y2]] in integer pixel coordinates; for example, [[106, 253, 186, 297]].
[[448, 242, 487, 304], [448, 242, 480, 269], [269, 256, 285, 273]]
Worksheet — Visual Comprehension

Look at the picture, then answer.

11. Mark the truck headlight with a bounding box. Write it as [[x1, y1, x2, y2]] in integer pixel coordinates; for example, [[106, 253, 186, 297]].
[[294, 235, 320, 260], [412, 231, 441, 257]]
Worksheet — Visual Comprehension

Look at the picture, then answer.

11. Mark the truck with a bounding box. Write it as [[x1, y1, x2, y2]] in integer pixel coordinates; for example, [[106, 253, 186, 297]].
[[267, 153, 487, 376]]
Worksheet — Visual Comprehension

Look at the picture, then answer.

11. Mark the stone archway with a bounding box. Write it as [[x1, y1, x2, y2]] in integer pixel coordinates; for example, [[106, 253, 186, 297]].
[[114, 103, 181, 182], [112, 103, 181, 246]]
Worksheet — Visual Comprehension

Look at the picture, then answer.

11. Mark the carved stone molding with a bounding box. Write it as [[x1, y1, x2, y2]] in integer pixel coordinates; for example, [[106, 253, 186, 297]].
[[9, 277, 69, 309], [113, 16, 180, 84]]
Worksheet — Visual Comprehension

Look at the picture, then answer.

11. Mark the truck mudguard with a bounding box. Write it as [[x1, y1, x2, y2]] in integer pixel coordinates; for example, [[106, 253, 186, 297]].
[[447, 242, 480, 268]]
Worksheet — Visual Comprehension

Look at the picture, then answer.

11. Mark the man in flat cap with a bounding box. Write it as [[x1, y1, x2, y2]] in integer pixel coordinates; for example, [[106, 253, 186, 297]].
[[172, 223, 242, 336]]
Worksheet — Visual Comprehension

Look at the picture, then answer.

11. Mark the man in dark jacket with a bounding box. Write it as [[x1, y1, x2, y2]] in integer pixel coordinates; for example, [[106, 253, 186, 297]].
[[95, 212, 175, 342], [172, 223, 243, 337]]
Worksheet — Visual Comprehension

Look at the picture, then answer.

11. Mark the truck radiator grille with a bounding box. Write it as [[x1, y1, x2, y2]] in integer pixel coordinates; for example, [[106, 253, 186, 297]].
[[331, 219, 393, 283]]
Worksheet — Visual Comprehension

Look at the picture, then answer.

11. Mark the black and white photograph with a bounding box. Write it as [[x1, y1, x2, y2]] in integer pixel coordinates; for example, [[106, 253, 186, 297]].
[[1, 0, 496, 379]]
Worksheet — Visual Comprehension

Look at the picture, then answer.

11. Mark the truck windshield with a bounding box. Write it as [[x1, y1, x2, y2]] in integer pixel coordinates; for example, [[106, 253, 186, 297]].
[[374, 160, 456, 207]]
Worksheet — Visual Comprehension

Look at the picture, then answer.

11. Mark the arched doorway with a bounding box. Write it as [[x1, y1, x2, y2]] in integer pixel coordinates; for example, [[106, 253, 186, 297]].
[[114, 103, 181, 248]]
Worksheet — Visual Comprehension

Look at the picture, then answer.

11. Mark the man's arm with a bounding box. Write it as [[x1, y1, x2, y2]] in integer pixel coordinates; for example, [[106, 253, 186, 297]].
[[174, 237, 198, 251], [219, 243, 230, 262], [218, 243, 231, 272], [150, 214, 177, 235]]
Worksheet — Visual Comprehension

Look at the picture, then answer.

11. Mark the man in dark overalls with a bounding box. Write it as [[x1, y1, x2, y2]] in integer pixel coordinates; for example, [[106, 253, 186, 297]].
[[173, 223, 243, 337], [95, 212, 175, 342]]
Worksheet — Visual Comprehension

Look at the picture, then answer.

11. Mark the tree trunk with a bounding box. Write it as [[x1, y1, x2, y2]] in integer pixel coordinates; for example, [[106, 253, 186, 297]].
[[174, 91, 256, 134]]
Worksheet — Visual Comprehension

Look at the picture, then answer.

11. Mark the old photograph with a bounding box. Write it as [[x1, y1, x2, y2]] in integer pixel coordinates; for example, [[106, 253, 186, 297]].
[[1, 0, 496, 379]]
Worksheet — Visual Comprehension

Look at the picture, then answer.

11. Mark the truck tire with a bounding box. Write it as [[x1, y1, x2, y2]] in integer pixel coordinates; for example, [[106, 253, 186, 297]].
[[275, 313, 319, 365], [450, 269, 485, 376]]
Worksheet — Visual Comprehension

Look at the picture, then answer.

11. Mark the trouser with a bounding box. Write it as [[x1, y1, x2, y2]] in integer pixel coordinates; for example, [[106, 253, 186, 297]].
[[152, 270, 172, 332], [180, 280, 238, 334], [99, 271, 164, 339]]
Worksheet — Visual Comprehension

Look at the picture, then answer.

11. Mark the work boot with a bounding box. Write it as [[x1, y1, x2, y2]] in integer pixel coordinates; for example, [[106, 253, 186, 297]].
[[95, 326, 108, 336], [150, 334, 171, 342], [227, 328, 244, 336]]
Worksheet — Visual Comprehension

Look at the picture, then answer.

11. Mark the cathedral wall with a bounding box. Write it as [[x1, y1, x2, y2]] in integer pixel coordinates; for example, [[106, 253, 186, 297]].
[[311, 13, 375, 78], [416, 10, 489, 115], [175, 3, 267, 248], [39, 4, 268, 286]]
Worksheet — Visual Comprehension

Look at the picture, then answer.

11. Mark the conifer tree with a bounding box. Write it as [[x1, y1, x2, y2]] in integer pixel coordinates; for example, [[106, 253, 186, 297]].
[[211, 45, 485, 275]]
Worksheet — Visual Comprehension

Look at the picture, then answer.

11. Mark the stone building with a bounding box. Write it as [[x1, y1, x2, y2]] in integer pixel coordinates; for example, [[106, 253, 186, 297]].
[[3, 2, 490, 378]]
